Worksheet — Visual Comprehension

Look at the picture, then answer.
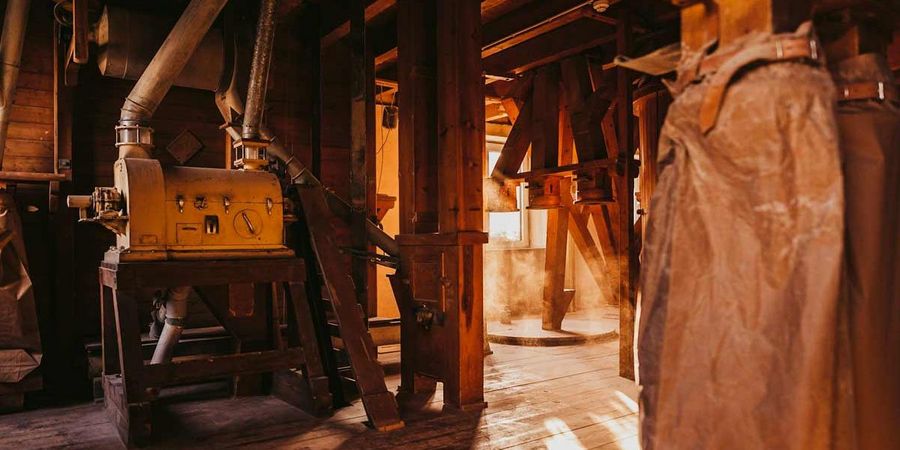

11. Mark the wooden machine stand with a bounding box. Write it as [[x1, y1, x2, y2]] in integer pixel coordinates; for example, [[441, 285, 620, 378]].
[[98, 257, 331, 447]]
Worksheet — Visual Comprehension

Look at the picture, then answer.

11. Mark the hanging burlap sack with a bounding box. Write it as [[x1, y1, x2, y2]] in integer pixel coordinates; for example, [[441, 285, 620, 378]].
[[0, 192, 41, 383], [831, 53, 900, 450], [639, 23, 850, 449]]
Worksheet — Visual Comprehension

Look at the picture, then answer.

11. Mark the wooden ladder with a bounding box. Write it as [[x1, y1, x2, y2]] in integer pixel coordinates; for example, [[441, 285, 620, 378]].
[[295, 184, 405, 432]]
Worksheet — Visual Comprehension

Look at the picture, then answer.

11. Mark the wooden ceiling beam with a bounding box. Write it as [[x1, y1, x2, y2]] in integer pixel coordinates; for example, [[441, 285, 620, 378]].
[[484, 20, 617, 76], [321, 0, 396, 49], [485, 102, 508, 122], [482, 0, 602, 59], [375, 0, 616, 73]]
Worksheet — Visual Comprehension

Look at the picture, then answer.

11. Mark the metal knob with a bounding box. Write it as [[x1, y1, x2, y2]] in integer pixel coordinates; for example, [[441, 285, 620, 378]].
[[66, 195, 92, 209]]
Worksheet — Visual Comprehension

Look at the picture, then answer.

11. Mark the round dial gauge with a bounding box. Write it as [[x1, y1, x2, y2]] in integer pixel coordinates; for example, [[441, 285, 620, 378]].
[[233, 209, 264, 238]]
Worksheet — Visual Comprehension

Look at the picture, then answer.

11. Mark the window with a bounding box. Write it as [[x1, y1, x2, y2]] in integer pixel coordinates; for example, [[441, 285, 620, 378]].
[[486, 139, 530, 248]]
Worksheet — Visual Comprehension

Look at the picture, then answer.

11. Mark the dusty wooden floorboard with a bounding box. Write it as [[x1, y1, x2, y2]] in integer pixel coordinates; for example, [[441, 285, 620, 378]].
[[0, 341, 638, 450]]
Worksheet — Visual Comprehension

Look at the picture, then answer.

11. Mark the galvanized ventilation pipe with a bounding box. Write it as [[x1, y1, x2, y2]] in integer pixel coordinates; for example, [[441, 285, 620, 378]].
[[117, 0, 229, 159], [242, 0, 277, 140], [150, 286, 190, 364], [119, 0, 227, 364], [0, 0, 31, 169], [213, 0, 399, 256]]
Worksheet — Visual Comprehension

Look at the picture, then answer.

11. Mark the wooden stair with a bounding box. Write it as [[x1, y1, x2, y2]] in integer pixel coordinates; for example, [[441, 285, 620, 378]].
[[295, 184, 404, 432]]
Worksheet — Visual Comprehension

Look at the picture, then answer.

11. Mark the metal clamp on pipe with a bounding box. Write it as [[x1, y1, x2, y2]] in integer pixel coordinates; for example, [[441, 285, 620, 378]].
[[232, 137, 270, 170], [115, 120, 155, 159]]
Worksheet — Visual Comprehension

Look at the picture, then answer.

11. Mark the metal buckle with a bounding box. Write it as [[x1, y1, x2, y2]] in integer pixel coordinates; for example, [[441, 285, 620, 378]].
[[808, 40, 818, 60], [877, 82, 885, 101]]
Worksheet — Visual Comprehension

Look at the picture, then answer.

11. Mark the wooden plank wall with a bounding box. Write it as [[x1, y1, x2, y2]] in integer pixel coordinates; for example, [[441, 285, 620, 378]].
[[1, 0, 55, 173], [320, 43, 353, 200]]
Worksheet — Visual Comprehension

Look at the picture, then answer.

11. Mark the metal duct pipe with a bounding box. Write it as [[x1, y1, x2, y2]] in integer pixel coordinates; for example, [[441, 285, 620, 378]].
[[96, 6, 226, 92], [221, 121, 401, 256], [264, 135, 401, 257], [0, 0, 31, 169], [150, 286, 191, 365], [118, 0, 228, 159], [242, 0, 278, 140]]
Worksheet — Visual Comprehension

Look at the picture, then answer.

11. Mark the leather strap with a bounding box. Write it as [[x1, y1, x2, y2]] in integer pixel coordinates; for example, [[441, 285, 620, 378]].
[[837, 81, 898, 103], [698, 36, 821, 133]]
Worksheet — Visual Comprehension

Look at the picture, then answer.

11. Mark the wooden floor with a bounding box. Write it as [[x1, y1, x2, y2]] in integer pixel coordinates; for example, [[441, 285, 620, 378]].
[[0, 341, 638, 449]]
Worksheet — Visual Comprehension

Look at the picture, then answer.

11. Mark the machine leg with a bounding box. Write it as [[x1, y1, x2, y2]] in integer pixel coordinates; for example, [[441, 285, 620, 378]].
[[99, 276, 119, 375], [109, 288, 152, 447], [272, 281, 333, 416]]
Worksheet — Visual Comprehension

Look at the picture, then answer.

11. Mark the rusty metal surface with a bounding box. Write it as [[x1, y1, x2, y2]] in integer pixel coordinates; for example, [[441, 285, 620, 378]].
[[242, 0, 279, 140]]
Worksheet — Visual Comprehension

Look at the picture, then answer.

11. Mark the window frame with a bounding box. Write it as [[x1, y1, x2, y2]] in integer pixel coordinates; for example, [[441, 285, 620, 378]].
[[485, 138, 532, 250]]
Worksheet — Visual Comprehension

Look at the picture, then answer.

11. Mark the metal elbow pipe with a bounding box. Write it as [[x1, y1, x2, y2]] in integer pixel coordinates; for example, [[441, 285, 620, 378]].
[[118, 0, 228, 159], [0, 0, 31, 169], [222, 121, 400, 256], [242, 0, 278, 140], [150, 286, 191, 365]]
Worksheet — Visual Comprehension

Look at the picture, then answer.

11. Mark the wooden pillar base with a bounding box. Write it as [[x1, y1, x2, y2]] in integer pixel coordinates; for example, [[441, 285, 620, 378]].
[[392, 232, 488, 413]]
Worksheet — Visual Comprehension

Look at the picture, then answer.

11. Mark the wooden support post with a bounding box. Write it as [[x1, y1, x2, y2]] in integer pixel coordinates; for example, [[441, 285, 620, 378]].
[[435, 0, 486, 410], [71, 0, 89, 64], [491, 99, 532, 180], [526, 66, 562, 209], [615, 9, 637, 380], [566, 204, 616, 303], [561, 55, 613, 204], [561, 55, 609, 163], [593, 102, 621, 294], [543, 202, 570, 330], [398, 0, 439, 234], [350, 0, 378, 317], [634, 90, 671, 236], [541, 95, 573, 330], [681, 0, 813, 50], [100, 280, 119, 376], [394, 0, 486, 413], [51, 20, 79, 400], [110, 287, 152, 446], [500, 97, 520, 122], [308, 3, 323, 178], [530, 65, 560, 172], [589, 204, 620, 294]]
